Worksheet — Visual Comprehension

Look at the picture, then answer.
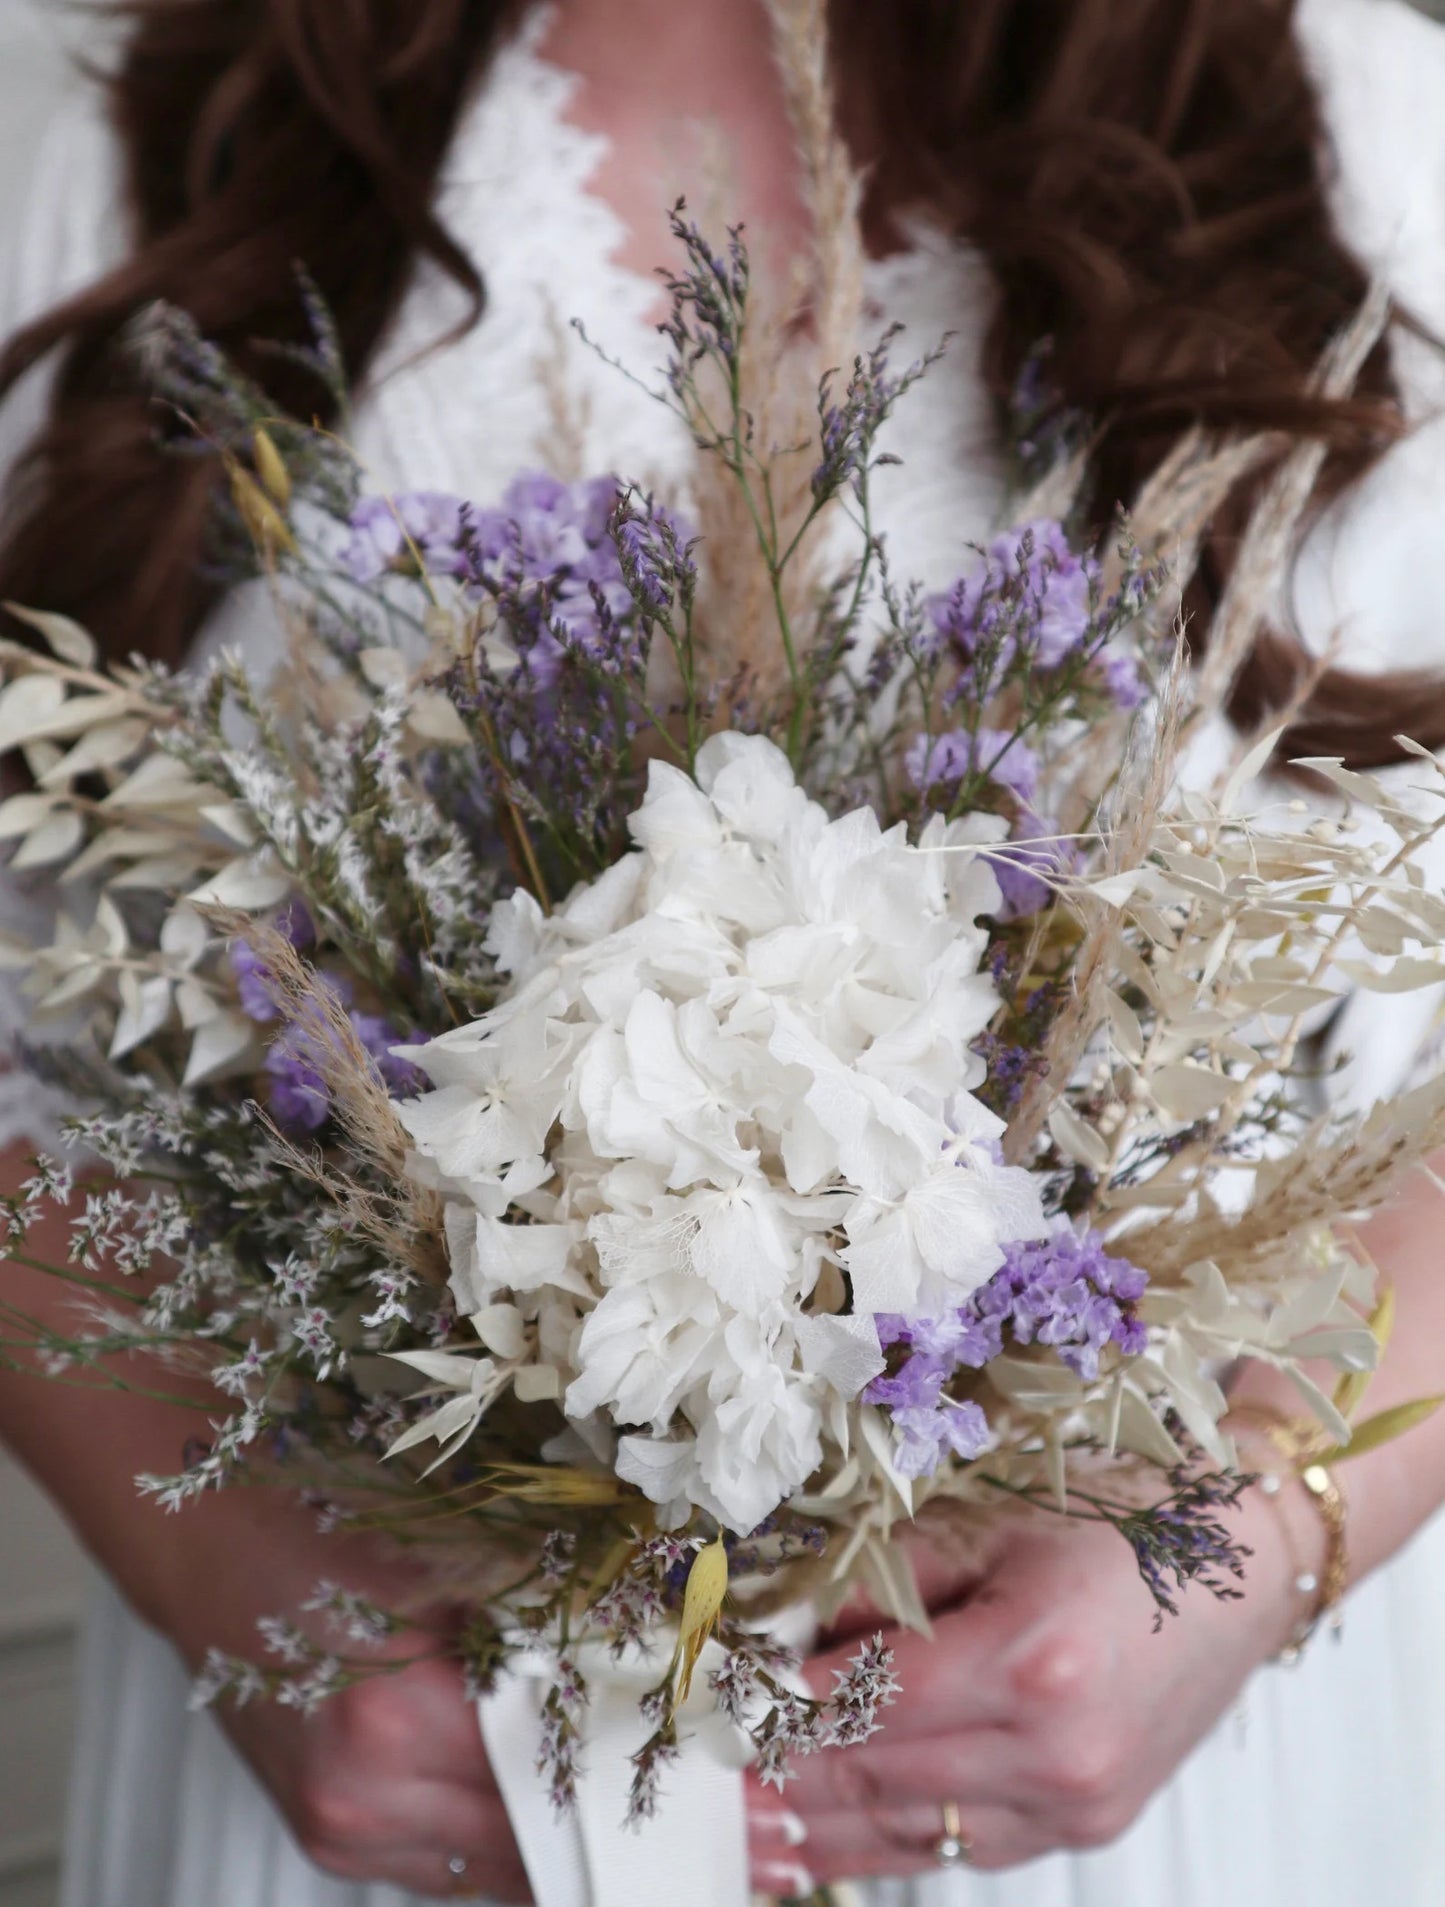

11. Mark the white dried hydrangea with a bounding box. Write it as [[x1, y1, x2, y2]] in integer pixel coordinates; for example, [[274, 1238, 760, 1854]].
[[398, 735, 1044, 1532]]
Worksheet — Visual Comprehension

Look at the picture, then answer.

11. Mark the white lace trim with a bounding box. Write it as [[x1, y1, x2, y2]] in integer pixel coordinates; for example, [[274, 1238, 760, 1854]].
[[352, 6, 1009, 585], [357, 6, 693, 504]]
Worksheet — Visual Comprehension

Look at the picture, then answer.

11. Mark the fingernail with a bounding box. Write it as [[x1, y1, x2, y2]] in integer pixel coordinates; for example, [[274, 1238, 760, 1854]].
[[755, 1861, 816, 1899]]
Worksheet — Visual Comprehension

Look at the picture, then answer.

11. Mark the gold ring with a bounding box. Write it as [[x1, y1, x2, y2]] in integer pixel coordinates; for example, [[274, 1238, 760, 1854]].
[[934, 1800, 974, 1868]]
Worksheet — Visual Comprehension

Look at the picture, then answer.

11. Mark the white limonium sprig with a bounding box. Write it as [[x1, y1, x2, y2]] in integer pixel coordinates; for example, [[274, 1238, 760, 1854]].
[[396, 734, 1045, 1532]]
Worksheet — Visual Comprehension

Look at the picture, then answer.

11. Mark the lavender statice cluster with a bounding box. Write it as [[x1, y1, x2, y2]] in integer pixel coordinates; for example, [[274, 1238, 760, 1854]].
[[230, 913, 422, 1135], [343, 472, 636, 681], [927, 519, 1141, 709], [900, 521, 1164, 914], [1110, 1467, 1254, 1626], [340, 470, 696, 880], [866, 1228, 1149, 1477]]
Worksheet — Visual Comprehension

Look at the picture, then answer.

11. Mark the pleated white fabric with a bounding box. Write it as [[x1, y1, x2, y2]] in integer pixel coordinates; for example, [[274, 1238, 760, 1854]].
[[3, 1, 1445, 1902]]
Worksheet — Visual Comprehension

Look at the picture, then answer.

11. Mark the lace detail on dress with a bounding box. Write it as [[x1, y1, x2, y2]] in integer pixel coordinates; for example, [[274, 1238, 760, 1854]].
[[356, 7, 695, 505], [351, 7, 1010, 587]]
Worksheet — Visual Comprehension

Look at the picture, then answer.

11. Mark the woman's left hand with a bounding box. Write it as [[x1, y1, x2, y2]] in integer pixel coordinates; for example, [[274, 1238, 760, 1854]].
[[749, 1486, 1305, 1890]]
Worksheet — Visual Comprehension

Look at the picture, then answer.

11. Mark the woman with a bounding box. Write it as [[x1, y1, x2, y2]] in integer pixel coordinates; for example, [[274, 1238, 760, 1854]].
[[3, 1, 1445, 1902]]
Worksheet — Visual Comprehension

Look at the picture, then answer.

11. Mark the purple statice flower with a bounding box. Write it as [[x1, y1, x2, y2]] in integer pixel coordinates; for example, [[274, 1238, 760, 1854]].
[[230, 901, 317, 1024], [265, 1019, 331, 1131], [890, 1398, 990, 1478], [275, 898, 316, 950], [442, 475, 694, 862], [467, 473, 634, 663], [341, 493, 470, 583], [349, 1012, 426, 1099], [907, 727, 1040, 806], [232, 941, 281, 1024], [1099, 647, 1146, 710], [990, 808, 1079, 920], [930, 520, 1096, 684], [867, 1228, 1149, 1474], [261, 977, 423, 1133], [613, 501, 696, 620]]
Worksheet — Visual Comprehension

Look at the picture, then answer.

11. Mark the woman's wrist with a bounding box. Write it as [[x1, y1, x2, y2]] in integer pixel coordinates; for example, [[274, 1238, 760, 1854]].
[[1224, 1414, 1336, 1660]]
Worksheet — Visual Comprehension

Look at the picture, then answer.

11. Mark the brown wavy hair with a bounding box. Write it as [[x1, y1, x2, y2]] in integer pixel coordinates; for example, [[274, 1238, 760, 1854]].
[[0, 0, 1434, 762]]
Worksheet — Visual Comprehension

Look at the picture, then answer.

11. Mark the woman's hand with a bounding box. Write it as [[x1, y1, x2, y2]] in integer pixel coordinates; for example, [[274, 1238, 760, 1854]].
[[749, 1485, 1307, 1889], [150, 1488, 534, 1902]]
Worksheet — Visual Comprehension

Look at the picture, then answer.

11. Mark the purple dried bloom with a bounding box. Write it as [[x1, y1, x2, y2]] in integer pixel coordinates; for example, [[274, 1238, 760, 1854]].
[[231, 942, 281, 1023], [1100, 648, 1146, 710], [890, 1397, 990, 1477], [265, 1023, 330, 1130], [824, 1634, 901, 1745], [262, 976, 423, 1134], [907, 727, 1040, 805], [931, 520, 1090, 669], [348, 1012, 426, 1098], [275, 898, 316, 950], [990, 809, 1079, 920], [864, 1354, 946, 1414], [870, 1228, 1149, 1470], [230, 904, 319, 1023], [342, 492, 469, 583]]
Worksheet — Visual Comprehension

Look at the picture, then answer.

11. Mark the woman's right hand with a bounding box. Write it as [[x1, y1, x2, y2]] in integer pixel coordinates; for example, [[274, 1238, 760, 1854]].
[[149, 1482, 533, 1903], [0, 1165, 526, 1901]]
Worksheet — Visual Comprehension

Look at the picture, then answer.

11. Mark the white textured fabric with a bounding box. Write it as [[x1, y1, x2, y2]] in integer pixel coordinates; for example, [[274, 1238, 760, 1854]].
[[0, 0, 1441, 1901]]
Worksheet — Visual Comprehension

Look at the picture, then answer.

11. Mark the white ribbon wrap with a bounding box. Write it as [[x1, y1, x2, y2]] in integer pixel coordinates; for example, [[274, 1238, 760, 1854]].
[[478, 1642, 753, 1907]]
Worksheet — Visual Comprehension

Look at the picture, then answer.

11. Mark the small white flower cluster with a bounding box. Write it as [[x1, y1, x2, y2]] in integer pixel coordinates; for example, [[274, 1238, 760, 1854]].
[[399, 736, 1044, 1532]]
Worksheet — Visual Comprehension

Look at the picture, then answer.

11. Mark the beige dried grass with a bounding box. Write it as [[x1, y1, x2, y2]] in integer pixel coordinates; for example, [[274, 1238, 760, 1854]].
[[683, 0, 867, 714], [207, 912, 449, 1288]]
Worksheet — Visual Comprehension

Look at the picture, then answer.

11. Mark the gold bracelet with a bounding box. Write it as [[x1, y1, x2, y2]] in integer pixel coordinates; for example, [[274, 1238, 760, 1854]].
[[1228, 1405, 1349, 1664]]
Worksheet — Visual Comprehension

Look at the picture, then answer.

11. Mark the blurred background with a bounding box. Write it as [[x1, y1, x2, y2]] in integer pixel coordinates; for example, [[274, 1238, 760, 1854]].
[[0, 11, 87, 1907]]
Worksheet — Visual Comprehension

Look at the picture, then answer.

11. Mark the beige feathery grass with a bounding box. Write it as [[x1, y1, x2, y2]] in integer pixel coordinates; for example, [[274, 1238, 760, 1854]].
[[206, 912, 449, 1289], [682, 0, 867, 714]]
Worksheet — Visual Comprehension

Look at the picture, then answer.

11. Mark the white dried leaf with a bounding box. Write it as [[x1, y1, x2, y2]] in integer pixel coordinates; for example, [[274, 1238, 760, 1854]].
[[112, 853, 209, 891], [109, 974, 174, 1058], [36, 964, 106, 1012], [0, 791, 56, 841], [1113, 1386, 1185, 1467], [1150, 1063, 1235, 1121], [21, 741, 62, 782], [1354, 907, 1414, 957], [62, 826, 175, 882], [159, 904, 210, 968], [1337, 957, 1445, 993], [1230, 981, 1339, 1014], [471, 1304, 527, 1359], [1086, 870, 1150, 908], [94, 893, 129, 959], [1048, 1103, 1112, 1173], [10, 808, 85, 870], [0, 672, 67, 754], [39, 718, 151, 786], [513, 1364, 561, 1403], [17, 692, 136, 750], [407, 691, 469, 745], [187, 856, 292, 911], [1104, 990, 1145, 1063], [858, 1406, 913, 1517], [2, 605, 99, 668], [358, 647, 408, 690], [1219, 725, 1287, 814], [101, 754, 206, 811], [182, 1011, 256, 1087], [200, 803, 258, 848]]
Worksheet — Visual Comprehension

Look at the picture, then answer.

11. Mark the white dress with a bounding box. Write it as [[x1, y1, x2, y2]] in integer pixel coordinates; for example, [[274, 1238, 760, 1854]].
[[5, 3, 1445, 1903]]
